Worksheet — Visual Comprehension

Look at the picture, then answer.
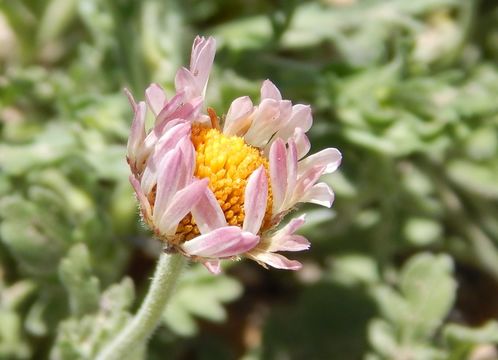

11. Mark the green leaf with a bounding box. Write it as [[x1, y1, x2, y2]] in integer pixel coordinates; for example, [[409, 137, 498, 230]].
[[399, 253, 456, 341], [368, 319, 397, 358], [51, 278, 135, 360], [59, 244, 100, 317], [162, 265, 242, 337], [444, 321, 498, 346], [447, 160, 498, 199]]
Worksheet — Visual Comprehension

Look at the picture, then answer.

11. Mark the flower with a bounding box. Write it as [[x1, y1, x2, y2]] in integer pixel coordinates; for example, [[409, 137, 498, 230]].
[[127, 36, 341, 274]]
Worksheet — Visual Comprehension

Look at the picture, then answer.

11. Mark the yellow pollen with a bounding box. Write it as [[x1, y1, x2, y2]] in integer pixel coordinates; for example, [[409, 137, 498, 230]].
[[174, 124, 273, 242]]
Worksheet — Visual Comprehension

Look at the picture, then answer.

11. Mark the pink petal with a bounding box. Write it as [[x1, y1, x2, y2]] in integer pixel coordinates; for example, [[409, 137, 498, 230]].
[[154, 91, 186, 131], [223, 96, 254, 136], [269, 139, 287, 214], [177, 136, 196, 188], [174, 67, 197, 99], [157, 178, 209, 235], [298, 148, 342, 175], [272, 235, 310, 251], [275, 104, 312, 141], [127, 101, 146, 164], [145, 83, 167, 116], [284, 139, 298, 207], [124, 88, 137, 111], [290, 104, 312, 132], [243, 166, 268, 234], [153, 149, 183, 225], [293, 128, 311, 159], [191, 188, 227, 233], [203, 260, 222, 274], [266, 215, 310, 252], [250, 252, 302, 270], [294, 166, 324, 201], [169, 96, 204, 122], [140, 124, 191, 194], [276, 214, 306, 237], [181, 227, 259, 258], [261, 79, 282, 101], [129, 175, 152, 221], [243, 98, 281, 148], [301, 182, 335, 208], [189, 36, 216, 97]]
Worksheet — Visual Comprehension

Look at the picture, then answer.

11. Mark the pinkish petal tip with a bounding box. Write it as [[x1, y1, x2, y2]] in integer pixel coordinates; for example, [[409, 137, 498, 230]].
[[243, 166, 268, 234], [145, 83, 167, 116], [261, 79, 282, 101], [182, 227, 259, 258]]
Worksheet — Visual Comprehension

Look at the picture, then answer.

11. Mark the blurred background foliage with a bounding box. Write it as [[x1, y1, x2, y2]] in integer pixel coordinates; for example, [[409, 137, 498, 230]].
[[0, 0, 497, 359]]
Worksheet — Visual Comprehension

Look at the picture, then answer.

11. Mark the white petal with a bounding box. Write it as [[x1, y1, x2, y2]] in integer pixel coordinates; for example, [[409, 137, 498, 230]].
[[298, 148, 342, 175], [301, 182, 335, 208]]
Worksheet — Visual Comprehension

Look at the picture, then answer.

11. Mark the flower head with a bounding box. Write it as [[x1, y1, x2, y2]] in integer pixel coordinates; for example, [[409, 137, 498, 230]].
[[127, 36, 341, 274]]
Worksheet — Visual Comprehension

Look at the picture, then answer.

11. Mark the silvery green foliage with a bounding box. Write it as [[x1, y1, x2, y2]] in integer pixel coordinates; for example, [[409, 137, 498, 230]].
[[51, 277, 136, 360], [368, 253, 456, 359], [162, 265, 242, 336], [0, 278, 36, 359], [1, 0, 498, 358]]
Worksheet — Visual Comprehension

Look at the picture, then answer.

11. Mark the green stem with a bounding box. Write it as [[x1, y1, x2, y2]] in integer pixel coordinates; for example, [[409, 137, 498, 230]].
[[96, 253, 187, 360]]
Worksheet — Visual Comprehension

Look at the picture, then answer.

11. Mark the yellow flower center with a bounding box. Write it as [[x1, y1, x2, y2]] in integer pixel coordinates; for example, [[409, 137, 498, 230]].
[[174, 124, 273, 241]]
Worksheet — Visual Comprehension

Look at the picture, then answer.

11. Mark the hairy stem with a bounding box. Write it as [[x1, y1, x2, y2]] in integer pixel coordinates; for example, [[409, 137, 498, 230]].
[[96, 253, 187, 360]]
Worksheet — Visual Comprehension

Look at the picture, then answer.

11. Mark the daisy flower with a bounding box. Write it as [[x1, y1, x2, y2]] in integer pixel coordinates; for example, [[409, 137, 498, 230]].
[[126, 36, 341, 274]]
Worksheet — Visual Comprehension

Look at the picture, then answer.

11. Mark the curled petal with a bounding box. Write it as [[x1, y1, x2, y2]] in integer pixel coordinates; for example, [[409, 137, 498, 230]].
[[174, 67, 197, 100], [261, 79, 282, 101], [294, 166, 324, 202], [223, 96, 254, 136], [203, 260, 221, 274], [182, 226, 259, 258], [191, 189, 227, 233], [124, 88, 137, 111], [145, 83, 167, 116], [190, 36, 216, 98], [154, 91, 186, 131], [243, 166, 268, 234], [301, 182, 335, 208], [267, 215, 310, 252], [243, 98, 280, 148], [249, 251, 302, 270], [274, 104, 312, 142], [157, 179, 209, 235], [141, 124, 191, 194], [127, 101, 146, 166], [129, 175, 152, 222], [299, 148, 342, 175], [294, 128, 311, 160]]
